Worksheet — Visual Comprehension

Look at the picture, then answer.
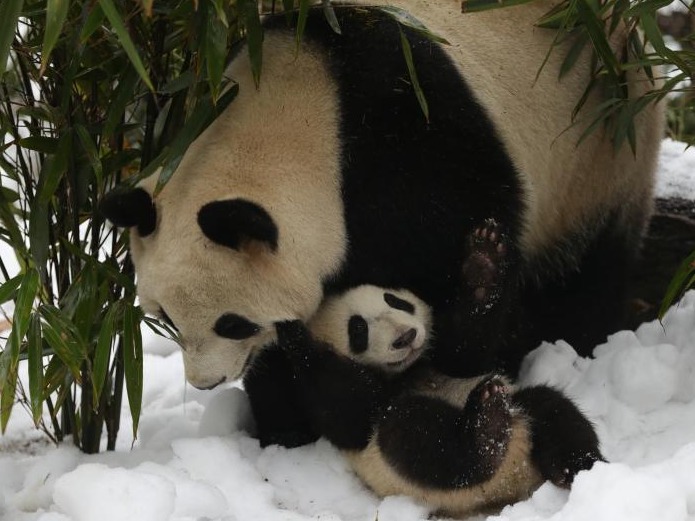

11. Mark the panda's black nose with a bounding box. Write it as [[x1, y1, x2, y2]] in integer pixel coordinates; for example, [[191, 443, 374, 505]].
[[393, 328, 417, 349]]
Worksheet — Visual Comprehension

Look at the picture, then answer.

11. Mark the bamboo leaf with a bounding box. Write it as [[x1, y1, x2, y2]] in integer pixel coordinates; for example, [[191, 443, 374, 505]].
[[80, 2, 105, 42], [75, 125, 103, 185], [659, 250, 695, 319], [123, 304, 143, 439], [296, 0, 311, 48], [322, 0, 341, 35], [0, 364, 17, 433], [97, 0, 154, 91], [560, 31, 589, 79], [241, 0, 263, 88], [153, 84, 239, 194], [205, 0, 228, 99], [38, 132, 71, 204], [39, 305, 86, 381], [378, 6, 449, 44], [103, 66, 139, 140], [461, 0, 535, 13], [0, 0, 23, 77], [27, 313, 43, 426], [399, 26, 429, 124], [18, 136, 59, 154], [92, 302, 120, 409], [0, 275, 22, 304], [41, 0, 70, 74], [29, 199, 49, 268], [0, 270, 39, 396], [575, 0, 620, 81]]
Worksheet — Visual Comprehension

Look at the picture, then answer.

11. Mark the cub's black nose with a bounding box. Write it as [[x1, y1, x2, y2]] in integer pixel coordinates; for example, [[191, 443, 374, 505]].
[[392, 328, 417, 349]]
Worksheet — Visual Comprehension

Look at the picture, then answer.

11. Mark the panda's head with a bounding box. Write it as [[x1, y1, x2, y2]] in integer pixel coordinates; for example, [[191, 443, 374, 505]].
[[99, 31, 346, 390], [308, 285, 432, 373]]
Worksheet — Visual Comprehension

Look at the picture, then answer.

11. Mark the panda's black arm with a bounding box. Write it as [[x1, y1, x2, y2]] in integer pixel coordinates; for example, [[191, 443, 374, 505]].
[[512, 385, 605, 488], [375, 388, 511, 489], [275, 320, 394, 450]]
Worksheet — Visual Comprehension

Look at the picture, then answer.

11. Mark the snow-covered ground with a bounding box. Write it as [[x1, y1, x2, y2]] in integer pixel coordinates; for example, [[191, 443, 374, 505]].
[[0, 138, 694, 521]]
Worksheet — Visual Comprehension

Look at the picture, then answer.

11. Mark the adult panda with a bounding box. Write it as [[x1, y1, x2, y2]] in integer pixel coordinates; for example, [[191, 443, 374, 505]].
[[101, 1, 662, 445], [257, 284, 603, 517]]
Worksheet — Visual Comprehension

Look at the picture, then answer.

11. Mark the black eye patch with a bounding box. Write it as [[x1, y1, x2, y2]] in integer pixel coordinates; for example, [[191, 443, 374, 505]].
[[384, 292, 415, 314], [214, 313, 261, 340], [348, 315, 369, 354]]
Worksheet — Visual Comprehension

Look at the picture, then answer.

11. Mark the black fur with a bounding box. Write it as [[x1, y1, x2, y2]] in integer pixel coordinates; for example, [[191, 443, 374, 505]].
[[512, 385, 604, 488], [265, 8, 525, 376], [384, 292, 415, 314], [197, 198, 279, 252], [100, 187, 157, 237], [214, 313, 260, 340], [348, 315, 369, 354], [377, 376, 512, 488]]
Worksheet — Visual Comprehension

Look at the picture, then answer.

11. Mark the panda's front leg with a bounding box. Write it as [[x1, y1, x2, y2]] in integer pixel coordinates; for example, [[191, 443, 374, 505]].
[[512, 385, 605, 488], [375, 375, 513, 489]]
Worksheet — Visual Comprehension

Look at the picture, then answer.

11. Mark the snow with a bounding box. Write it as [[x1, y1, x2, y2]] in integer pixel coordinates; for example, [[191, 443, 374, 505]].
[[0, 141, 694, 521]]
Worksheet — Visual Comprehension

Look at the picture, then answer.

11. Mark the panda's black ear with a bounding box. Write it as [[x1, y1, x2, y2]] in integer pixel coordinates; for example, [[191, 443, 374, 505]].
[[100, 188, 157, 237], [198, 199, 278, 252]]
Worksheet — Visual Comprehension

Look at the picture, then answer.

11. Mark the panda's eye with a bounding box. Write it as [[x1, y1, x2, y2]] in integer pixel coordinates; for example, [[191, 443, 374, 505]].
[[348, 315, 369, 354], [214, 313, 261, 340], [384, 292, 415, 314]]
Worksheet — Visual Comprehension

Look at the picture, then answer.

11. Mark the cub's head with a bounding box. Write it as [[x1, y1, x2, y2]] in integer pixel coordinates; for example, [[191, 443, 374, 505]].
[[308, 285, 432, 373]]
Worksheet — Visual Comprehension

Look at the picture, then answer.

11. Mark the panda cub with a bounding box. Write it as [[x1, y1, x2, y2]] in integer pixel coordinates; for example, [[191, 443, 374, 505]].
[[276, 285, 603, 518]]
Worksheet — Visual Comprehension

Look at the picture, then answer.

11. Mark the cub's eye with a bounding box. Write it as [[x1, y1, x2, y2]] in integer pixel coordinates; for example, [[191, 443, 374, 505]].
[[214, 313, 260, 340], [384, 292, 415, 314], [348, 315, 369, 354]]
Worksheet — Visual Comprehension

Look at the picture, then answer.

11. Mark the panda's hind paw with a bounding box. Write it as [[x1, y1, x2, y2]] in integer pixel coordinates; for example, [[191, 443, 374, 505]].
[[463, 219, 508, 309]]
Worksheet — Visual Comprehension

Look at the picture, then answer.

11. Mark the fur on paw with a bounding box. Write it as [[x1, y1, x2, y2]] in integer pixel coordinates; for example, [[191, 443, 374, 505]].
[[462, 218, 508, 309], [465, 375, 513, 472]]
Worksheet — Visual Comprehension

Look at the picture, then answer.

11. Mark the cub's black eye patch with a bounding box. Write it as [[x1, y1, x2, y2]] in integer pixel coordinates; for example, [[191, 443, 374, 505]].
[[384, 292, 415, 314], [348, 315, 369, 354], [214, 313, 260, 340]]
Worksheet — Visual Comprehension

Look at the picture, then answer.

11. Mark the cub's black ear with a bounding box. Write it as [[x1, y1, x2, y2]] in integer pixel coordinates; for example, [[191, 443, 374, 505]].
[[198, 199, 278, 252], [100, 188, 157, 237]]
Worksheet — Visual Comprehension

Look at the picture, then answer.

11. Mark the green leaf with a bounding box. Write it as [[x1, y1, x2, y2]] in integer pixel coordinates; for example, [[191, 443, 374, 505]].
[[399, 26, 429, 124], [29, 199, 49, 268], [97, 0, 154, 91], [75, 125, 103, 185], [0, 0, 23, 77], [38, 132, 71, 204], [43, 354, 69, 396], [18, 136, 59, 154], [27, 313, 43, 426], [378, 6, 449, 44], [80, 2, 105, 42], [152, 84, 239, 194], [241, 0, 263, 88], [559, 31, 588, 79], [0, 364, 17, 433], [659, 249, 695, 319], [322, 0, 341, 35], [160, 70, 196, 95], [92, 303, 120, 409], [123, 304, 143, 439], [41, 0, 70, 74], [461, 0, 535, 13], [0, 270, 39, 396], [575, 0, 620, 82], [0, 275, 22, 305], [204, 0, 228, 99], [39, 305, 86, 381], [103, 67, 139, 140], [296, 0, 311, 48]]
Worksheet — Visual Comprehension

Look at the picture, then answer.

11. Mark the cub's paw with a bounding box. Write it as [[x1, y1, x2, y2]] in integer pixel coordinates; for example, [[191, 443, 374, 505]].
[[541, 445, 605, 489], [462, 219, 508, 310], [465, 376, 512, 471]]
